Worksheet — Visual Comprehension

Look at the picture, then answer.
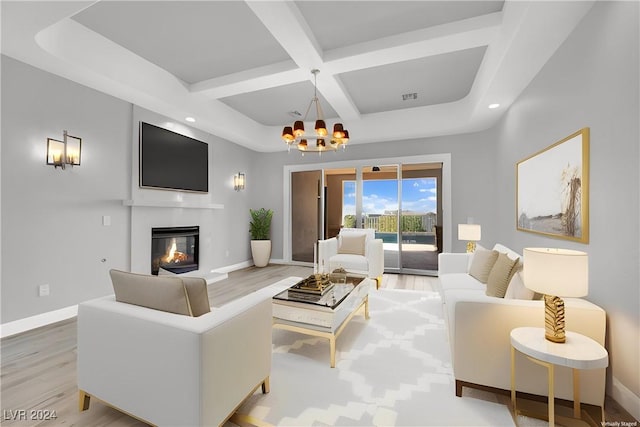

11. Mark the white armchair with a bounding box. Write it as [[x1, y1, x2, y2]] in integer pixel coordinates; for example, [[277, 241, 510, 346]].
[[77, 287, 273, 426], [317, 228, 384, 288]]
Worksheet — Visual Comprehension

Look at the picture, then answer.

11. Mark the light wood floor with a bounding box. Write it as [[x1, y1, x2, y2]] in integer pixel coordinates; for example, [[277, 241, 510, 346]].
[[1, 265, 634, 426]]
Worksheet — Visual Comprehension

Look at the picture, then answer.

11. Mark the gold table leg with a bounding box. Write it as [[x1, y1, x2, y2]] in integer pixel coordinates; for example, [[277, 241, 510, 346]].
[[511, 346, 517, 414], [329, 337, 336, 368], [548, 362, 555, 427], [78, 390, 91, 412], [573, 368, 581, 418]]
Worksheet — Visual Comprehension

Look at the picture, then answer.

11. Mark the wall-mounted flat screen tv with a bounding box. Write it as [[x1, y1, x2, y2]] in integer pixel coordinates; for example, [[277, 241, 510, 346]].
[[139, 122, 209, 193]]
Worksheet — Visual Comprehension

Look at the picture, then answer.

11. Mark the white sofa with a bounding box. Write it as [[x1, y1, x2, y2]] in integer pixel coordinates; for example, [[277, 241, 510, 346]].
[[317, 228, 384, 287], [438, 244, 607, 408], [77, 287, 273, 426]]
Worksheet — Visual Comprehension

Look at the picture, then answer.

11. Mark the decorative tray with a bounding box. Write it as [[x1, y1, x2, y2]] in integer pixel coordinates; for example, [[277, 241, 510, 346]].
[[289, 274, 335, 295]]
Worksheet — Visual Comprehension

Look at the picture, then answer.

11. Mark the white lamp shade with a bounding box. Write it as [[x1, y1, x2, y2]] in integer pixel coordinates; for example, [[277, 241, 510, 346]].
[[523, 248, 588, 297], [458, 224, 481, 241]]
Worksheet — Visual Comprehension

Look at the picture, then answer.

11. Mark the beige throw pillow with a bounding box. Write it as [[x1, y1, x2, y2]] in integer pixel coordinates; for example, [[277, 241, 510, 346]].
[[110, 269, 193, 316], [504, 271, 535, 300], [486, 253, 519, 298], [468, 249, 499, 284], [338, 234, 366, 255]]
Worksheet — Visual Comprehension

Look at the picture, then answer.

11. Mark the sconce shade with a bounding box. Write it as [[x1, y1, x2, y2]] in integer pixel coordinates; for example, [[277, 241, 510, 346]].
[[46, 138, 65, 167], [233, 172, 245, 191], [46, 131, 81, 169], [458, 224, 481, 241], [523, 248, 588, 297]]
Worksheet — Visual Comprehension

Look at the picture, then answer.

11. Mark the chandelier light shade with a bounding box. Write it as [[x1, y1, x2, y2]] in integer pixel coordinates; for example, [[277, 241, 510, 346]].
[[281, 69, 350, 155]]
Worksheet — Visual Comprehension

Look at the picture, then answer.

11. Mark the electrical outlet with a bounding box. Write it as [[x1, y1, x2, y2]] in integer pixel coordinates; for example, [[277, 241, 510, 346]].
[[39, 284, 50, 297]]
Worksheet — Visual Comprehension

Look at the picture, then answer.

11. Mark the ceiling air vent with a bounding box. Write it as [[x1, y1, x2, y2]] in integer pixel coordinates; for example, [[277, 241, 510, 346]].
[[402, 93, 418, 101]]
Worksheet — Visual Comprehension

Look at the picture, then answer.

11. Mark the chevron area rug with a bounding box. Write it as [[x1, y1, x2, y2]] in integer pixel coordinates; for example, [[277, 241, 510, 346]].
[[234, 288, 517, 426]]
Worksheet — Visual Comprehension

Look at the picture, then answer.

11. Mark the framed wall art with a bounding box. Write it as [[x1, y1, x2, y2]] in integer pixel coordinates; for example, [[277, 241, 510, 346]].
[[516, 128, 589, 243]]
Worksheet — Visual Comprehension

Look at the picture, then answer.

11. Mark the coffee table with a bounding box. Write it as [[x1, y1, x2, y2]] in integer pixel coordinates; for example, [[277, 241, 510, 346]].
[[272, 275, 372, 368]]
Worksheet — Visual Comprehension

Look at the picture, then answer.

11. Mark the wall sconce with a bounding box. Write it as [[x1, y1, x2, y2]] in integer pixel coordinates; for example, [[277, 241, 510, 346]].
[[46, 130, 82, 170], [234, 172, 245, 191]]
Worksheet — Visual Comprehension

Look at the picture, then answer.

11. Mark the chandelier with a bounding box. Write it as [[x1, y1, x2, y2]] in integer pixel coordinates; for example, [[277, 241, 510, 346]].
[[281, 69, 350, 154]]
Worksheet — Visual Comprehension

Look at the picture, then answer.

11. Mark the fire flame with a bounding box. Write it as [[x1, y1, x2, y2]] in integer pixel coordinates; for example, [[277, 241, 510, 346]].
[[162, 239, 188, 264]]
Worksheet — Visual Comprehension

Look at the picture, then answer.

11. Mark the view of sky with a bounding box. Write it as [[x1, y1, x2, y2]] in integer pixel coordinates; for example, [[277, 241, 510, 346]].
[[343, 178, 437, 216]]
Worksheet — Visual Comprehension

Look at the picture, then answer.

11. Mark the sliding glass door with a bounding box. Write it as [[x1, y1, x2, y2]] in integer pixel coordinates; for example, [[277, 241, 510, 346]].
[[399, 163, 441, 273], [362, 165, 400, 270], [341, 163, 442, 275], [288, 157, 446, 275]]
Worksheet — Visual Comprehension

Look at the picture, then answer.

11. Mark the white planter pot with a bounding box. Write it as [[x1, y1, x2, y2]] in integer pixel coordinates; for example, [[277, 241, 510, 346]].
[[251, 240, 272, 267]]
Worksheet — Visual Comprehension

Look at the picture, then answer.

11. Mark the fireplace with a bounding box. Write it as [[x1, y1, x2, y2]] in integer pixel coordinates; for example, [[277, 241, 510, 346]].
[[151, 226, 199, 275]]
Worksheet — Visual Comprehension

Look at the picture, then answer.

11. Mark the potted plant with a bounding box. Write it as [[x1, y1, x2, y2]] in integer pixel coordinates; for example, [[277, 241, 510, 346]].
[[249, 208, 273, 267]]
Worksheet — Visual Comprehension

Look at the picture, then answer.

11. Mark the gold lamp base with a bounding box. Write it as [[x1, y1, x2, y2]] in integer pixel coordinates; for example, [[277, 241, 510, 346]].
[[466, 241, 477, 253], [543, 294, 566, 343]]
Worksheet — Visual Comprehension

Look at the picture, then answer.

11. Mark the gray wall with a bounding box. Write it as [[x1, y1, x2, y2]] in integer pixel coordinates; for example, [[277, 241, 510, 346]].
[[251, 130, 500, 260], [0, 56, 257, 323], [1, 55, 131, 322], [493, 1, 639, 401]]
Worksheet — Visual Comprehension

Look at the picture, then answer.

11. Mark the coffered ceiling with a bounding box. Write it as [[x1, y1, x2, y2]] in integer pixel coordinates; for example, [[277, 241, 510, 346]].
[[1, 1, 595, 152]]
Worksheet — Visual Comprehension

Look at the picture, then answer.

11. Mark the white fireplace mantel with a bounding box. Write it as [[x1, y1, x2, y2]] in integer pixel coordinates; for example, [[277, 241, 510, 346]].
[[123, 200, 224, 210]]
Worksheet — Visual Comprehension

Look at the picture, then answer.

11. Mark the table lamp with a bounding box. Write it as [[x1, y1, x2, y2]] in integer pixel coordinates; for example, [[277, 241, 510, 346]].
[[458, 224, 481, 252], [523, 248, 588, 343]]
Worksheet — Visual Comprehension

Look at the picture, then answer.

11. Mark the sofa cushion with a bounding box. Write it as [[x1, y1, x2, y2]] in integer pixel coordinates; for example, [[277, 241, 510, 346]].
[[486, 253, 519, 298], [468, 249, 499, 283], [110, 269, 193, 316], [440, 273, 486, 293], [329, 253, 368, 273], [504, 271, 535, 300], [338, 234, 366, 255], [181, 277, 211, 317]]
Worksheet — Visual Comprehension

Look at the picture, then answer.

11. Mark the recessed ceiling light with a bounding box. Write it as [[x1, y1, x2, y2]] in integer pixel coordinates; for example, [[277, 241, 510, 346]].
[[488, 103, 500, 109], [185, 117, 196, 122]]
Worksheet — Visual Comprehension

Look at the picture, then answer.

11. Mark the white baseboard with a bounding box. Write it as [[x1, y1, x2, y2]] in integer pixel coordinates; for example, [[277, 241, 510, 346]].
[[211, 260, 253, 274], [0, 260, 256, 338], [1, 305, 78, 339], [612, 376, 640, 421]]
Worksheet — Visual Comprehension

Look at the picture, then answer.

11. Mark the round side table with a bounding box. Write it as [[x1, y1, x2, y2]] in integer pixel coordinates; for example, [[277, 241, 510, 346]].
[[510, 327, 608, 426]]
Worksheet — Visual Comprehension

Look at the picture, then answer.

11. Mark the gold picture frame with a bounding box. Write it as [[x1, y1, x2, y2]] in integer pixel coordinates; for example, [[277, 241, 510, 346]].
[[516, 128, 589, 243]]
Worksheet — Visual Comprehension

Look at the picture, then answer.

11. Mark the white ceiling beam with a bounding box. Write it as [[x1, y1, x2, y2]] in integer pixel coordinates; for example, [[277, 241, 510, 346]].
[[245, 0, 361, 121], [189, 60, 307, 98], [323, 12, 502, 74], [245, 1, 323, 70], [190, 11, 500, 102]]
